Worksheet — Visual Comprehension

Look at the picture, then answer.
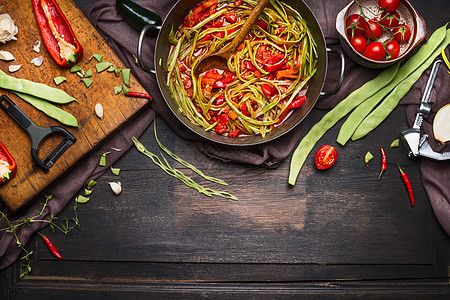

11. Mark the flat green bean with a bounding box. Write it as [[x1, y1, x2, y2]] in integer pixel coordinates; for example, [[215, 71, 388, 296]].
[[351, 27, 450, 141], [0, 70, 77, 104], [336, 24, 449, 145], [12, 91, 79, 127], [288, 63, 400, 185]]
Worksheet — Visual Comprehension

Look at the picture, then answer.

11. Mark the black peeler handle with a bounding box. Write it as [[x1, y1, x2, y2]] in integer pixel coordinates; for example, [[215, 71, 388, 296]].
[[0, 95, 76, 173]]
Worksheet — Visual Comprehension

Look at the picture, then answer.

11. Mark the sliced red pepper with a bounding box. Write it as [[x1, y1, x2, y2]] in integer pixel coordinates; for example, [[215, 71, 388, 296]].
[[32, 0, 83, 67], [265, 59, 287, 72], [261, 84, 273, 98], [228, 129, 240, 138], [243, 60, 256, 71], [278, 95, 306, 123], [0, 142, 17, 185]]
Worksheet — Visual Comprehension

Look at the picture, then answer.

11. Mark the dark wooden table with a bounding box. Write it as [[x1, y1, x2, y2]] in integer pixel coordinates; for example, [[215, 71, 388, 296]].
[[1, 0, 449, 298]]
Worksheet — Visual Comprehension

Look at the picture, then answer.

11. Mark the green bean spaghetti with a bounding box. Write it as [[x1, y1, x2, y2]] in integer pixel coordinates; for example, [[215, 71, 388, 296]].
[[167, 0, 317, 138]]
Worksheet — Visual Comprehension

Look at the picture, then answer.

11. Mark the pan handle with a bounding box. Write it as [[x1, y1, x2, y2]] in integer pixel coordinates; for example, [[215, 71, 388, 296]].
[[137, 24, 159, 74], [320, 48, 345, 97]]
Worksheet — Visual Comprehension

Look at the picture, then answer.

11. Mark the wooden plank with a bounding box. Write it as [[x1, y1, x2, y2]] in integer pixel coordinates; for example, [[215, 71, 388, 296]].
[[0, 0, 150, 211]]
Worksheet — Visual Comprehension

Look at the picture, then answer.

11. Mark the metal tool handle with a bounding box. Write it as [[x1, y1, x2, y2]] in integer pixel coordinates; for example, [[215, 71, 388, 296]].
[[413, 60, 442, 129]]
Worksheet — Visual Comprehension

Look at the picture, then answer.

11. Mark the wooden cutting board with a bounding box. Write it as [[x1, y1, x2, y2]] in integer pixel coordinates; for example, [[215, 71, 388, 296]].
[[0, 0, 151, 211]]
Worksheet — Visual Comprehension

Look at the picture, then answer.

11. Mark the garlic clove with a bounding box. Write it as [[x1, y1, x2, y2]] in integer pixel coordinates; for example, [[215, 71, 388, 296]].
[[31, 56, 43, 67], [33, 40, 41, 53], [8, 64, 21, 72], [108, 182, 122, 195], [0, 50, 14, 61], [95, 103, 104, 119]]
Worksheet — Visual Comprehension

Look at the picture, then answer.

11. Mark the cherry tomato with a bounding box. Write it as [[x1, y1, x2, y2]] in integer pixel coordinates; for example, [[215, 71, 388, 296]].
[[378, 0, 400, 13], [315, 145, 338, 170], [364, 42, 386, 61], [364, 18, 383, 39], [385, 39, 400, 59], [379, 11, 400, 28], [345, 14, 366, 37], [393, 24, 411, 43], [349, 35, 367, 54]]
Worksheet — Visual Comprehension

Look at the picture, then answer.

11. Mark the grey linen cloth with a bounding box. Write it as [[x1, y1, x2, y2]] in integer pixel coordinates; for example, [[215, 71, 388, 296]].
[[1, 0, 449, 270]]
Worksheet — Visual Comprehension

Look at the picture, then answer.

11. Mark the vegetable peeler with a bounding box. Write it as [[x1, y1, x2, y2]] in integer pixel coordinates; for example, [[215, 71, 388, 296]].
[[400, 60, 450, 161], [0, 95, 76, 172]]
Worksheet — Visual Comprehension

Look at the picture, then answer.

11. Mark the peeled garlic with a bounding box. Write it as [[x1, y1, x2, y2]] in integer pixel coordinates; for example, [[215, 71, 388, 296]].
[[8, 64, 21, 72], [95, 103, 103, 119], [31, 56, 43, 67], [108, 182, 122, 195], [433, 104, 450, 144], [0, 13, 18, 43], [33, 40, 40, 53], [0, 50, 14, 61]]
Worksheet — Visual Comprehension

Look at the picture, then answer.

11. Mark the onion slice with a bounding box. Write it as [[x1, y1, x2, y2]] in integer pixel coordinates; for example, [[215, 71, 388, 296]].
[[433, 104, 450, 143]]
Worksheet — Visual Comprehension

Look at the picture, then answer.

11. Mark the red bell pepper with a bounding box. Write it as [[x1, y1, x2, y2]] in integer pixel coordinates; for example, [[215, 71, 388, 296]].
[[32, 0, 83, 67], [278, 95, 306, 123], [0, 142, 17, 185]]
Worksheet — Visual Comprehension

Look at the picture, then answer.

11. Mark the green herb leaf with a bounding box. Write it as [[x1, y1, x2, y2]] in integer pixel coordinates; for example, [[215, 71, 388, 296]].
[[84, 189, 93, 196], [75, 195, 90, 204], [53, 76, 66, 85], [107, 65, 115, 72], [114, 68, 121, 77]]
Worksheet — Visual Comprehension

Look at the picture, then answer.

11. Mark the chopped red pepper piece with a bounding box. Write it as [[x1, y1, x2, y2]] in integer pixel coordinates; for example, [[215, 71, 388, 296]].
[[0, 142, 17, 185], [32, 0, 83, 67], [255, 20, 268, 31], [278, 95, 306, 123]]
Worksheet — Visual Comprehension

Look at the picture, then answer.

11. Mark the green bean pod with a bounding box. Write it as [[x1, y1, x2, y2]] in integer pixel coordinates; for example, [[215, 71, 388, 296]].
[[0, 70, 77, 104], [351, 27, 450, 141], [288, 63, 400, 185], [12, 91, 78, 127], [337, 24, 449, 145]]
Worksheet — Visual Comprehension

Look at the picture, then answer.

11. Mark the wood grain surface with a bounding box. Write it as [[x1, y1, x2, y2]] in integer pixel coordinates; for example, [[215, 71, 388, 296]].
[[0, 0, 150, 211]]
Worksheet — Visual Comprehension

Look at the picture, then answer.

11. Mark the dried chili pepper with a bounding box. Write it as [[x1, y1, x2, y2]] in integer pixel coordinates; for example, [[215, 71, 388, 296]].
[[397, 164, 414, 207], [38, 232, 63, 260], [0, 141, 17, 185], [32, 0, 83, 67], [125, 91, 152, 100], [378, 147, 387, 180]]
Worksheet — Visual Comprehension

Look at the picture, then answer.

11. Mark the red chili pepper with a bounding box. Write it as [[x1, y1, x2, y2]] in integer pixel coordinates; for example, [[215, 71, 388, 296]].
[[277, 95, 306, 123], [0, 142, 17, 185], [40, 234, 63, 260], [398, 164, 414, 207], [125, 91, 152, 100], [32, 0, 83, 67], [378, 147, 387, 180]]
